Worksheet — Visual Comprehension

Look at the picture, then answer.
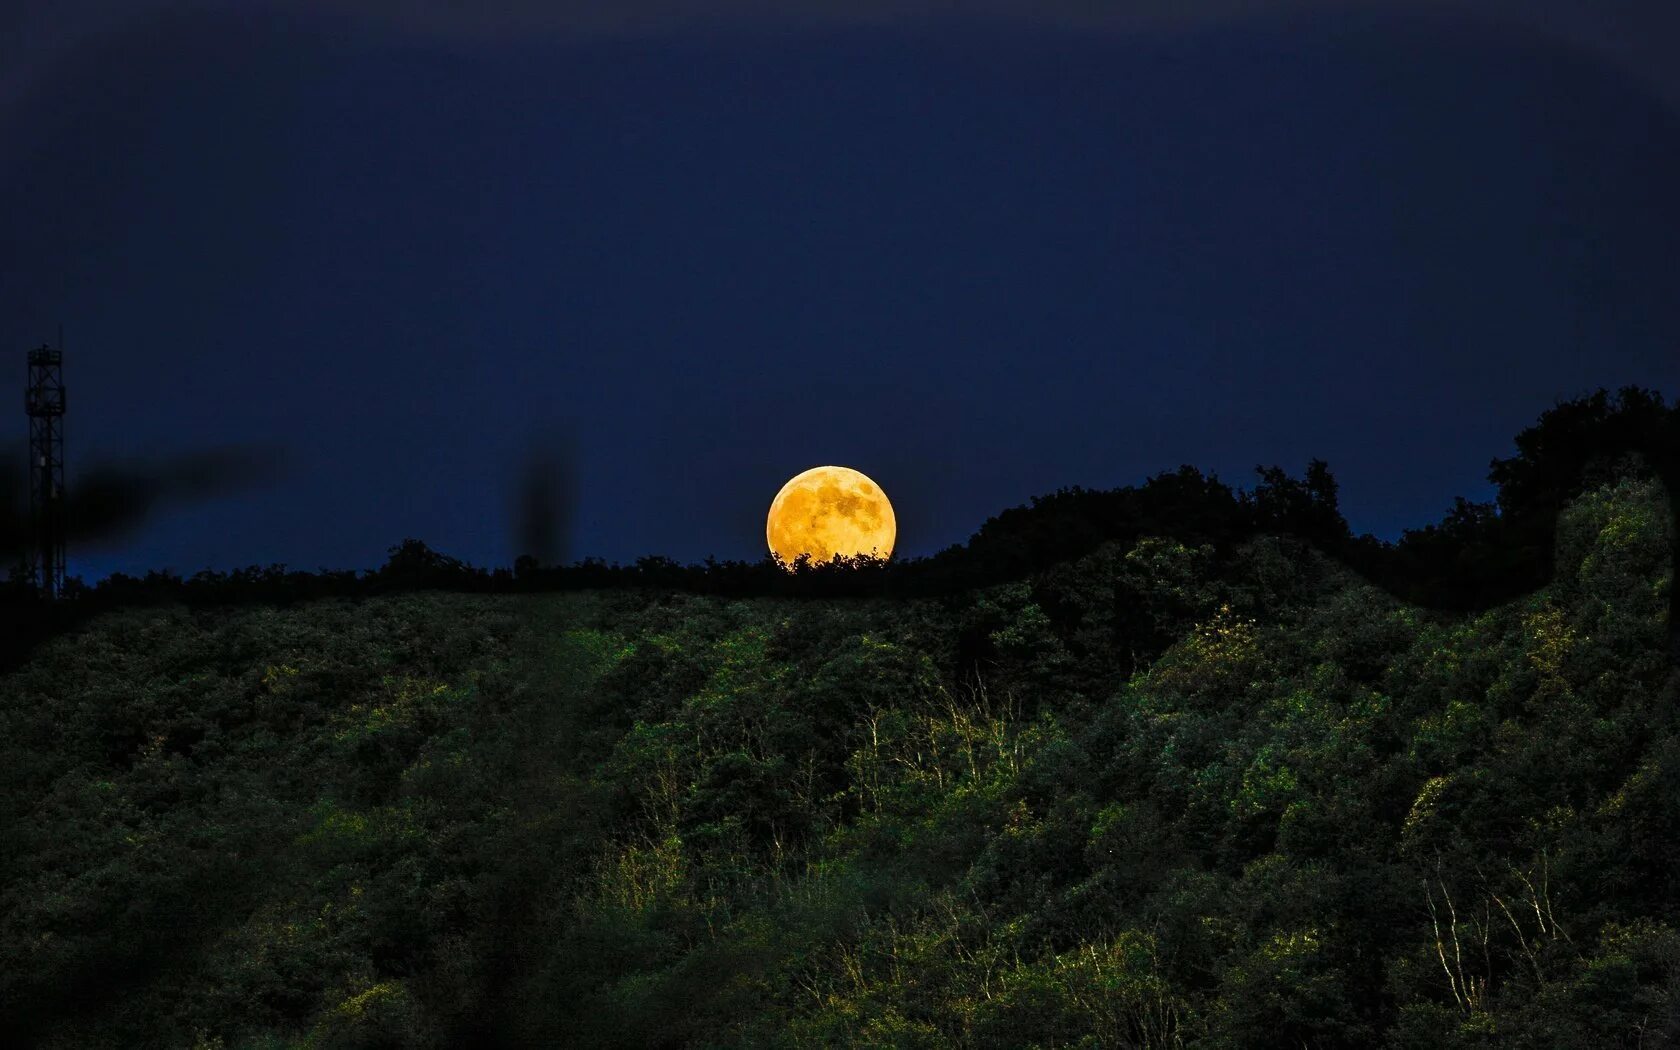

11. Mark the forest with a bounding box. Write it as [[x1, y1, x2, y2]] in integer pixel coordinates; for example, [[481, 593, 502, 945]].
[[1, 389, 1677, 1047]]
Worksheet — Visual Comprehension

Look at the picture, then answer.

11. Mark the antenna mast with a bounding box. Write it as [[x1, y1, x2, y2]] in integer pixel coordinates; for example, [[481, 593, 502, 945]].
[[26, 340, 66, 599]]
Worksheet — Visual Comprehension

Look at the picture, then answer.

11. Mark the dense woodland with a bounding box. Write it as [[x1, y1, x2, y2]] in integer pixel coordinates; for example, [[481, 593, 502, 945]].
[[2, 390, 1678, 1047]]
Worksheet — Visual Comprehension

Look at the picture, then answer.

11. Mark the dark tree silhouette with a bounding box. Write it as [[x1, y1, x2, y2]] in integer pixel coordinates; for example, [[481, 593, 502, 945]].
[[2, 389, 1675, 672]]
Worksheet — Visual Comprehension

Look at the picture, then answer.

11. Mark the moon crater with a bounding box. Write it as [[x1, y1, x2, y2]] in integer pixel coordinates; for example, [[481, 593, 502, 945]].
[[767, 466, 896, 569]]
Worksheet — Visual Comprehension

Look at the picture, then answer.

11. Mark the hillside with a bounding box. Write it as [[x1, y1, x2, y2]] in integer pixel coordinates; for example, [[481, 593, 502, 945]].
[[2, 471, 1677, 1048]]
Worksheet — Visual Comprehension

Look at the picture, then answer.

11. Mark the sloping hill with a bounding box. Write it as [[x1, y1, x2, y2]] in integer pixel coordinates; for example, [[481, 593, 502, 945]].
[[2, 472, 1676, 1048]]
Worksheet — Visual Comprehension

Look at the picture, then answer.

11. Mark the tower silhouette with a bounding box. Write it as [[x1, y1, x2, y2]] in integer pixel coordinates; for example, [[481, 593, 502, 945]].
[[26, 343, 65, 598]]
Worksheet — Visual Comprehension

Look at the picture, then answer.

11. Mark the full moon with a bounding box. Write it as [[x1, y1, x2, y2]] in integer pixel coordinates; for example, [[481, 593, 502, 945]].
[[767, 465, 896, 569]]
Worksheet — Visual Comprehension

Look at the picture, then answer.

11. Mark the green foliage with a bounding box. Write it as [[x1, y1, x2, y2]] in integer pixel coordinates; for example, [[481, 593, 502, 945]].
[[2, 471, 1676, 1047]]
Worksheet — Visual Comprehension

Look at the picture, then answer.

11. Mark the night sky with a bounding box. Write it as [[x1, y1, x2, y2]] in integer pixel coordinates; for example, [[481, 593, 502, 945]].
[[4, 3, 1678, 582]]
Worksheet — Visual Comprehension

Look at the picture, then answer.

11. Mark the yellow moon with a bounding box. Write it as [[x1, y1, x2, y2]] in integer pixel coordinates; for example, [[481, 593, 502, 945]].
[[767, 465, 896, 569]]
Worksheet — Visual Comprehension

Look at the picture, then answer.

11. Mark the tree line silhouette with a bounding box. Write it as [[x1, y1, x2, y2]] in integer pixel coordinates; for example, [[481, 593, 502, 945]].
[[3, 387, 1675, 670]]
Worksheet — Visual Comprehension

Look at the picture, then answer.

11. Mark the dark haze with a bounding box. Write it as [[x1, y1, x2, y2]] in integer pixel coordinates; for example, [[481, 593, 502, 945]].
[[0, 447, 284, 571], [513, 436, 577, 569]]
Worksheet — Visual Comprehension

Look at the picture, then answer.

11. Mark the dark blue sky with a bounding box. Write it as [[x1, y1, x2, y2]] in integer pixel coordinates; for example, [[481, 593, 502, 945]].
[[4, 6, 1678, 580]]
